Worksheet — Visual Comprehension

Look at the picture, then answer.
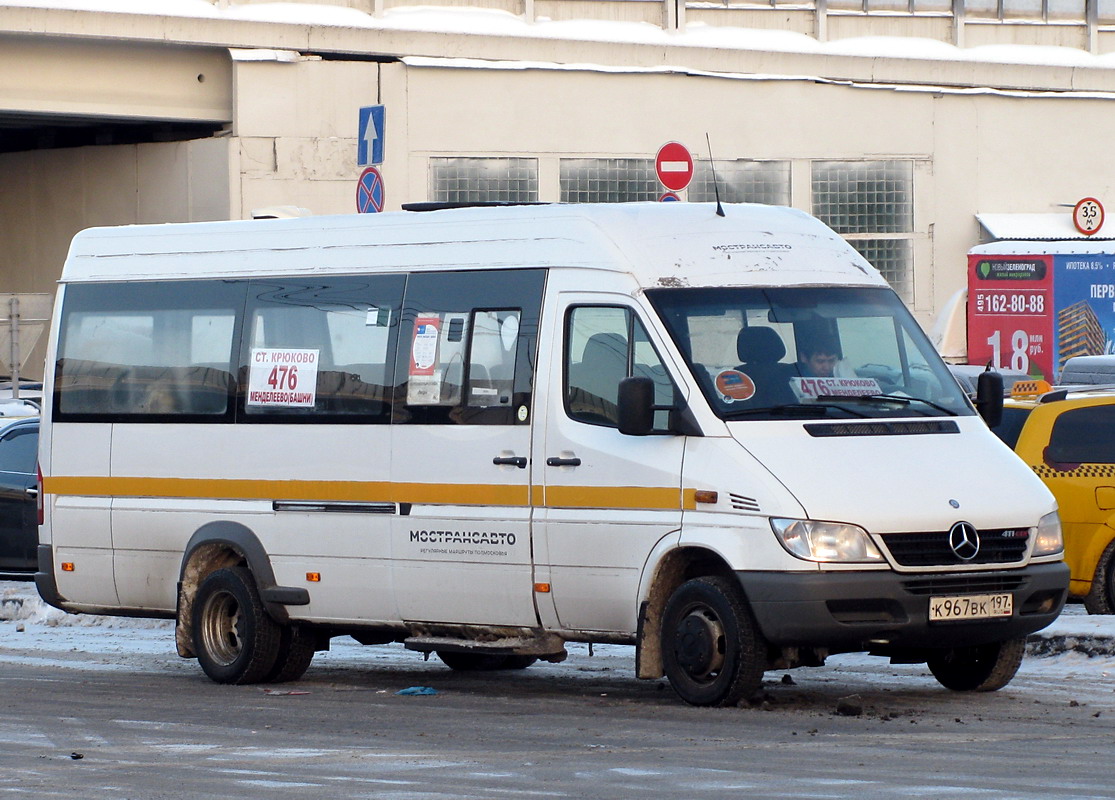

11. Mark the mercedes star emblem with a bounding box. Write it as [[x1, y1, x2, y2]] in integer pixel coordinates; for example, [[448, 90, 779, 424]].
[[948, 521, 980, 561]]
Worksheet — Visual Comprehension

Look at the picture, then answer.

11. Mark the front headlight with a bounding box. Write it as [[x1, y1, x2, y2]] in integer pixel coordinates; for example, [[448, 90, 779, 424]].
[[770, 518, 884, 563], [1032, 510, 1064, 557]]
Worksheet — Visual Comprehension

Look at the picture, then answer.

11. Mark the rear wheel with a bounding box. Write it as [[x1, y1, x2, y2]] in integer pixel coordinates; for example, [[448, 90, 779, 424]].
[[661, 576, 766, 706], [927, 636, 1026, 692], [1084, 540, 1115, 615], [436, 651, 535, 671], [192, 566, 281, 685], [266, 624, 316, 683]]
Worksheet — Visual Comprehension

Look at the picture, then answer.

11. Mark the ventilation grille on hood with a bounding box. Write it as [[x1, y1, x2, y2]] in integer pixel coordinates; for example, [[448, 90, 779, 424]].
[[803, 420, 960, 437]]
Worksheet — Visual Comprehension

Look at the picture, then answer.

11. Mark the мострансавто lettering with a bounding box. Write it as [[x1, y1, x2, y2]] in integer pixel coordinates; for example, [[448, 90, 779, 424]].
[[410, 530, 517, 546]]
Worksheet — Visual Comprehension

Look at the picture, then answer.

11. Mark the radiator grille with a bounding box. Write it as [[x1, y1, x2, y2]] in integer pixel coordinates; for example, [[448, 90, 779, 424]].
[[881, 528, 1029, 567]]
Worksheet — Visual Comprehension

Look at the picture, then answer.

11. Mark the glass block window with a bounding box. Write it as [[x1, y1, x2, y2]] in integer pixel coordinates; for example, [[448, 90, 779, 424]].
[[1049, 0, 1087, 21], [559, 158, 659, 203], [811, 160, 913, 235], [963, 0, 1000, 19], [1002, 0, 1044, 19], [429, 157, 538, 203], [690, 160, 791, 206], [850, 239, 913, 304], [867, 0, 911, 12]]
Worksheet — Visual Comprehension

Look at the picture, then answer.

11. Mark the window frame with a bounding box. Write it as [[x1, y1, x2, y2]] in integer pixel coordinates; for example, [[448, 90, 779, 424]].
[[236, 275, 405, 425], [562, 304, 678, 431], [52, 280, 246, 424], [393, 269, 546, 427]]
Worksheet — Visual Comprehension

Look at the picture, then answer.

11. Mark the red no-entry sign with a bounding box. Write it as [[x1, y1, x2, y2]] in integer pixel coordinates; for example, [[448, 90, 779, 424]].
[[655, 142, 693, 192]]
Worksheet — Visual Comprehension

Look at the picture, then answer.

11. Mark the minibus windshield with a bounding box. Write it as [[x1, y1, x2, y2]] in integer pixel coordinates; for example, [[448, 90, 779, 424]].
[[645, 286, 974, 421]]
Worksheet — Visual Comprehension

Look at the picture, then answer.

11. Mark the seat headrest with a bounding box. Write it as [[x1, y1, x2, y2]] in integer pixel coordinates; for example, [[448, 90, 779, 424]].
[[737, 327, 786, 364], [582, 332, 627, 363]]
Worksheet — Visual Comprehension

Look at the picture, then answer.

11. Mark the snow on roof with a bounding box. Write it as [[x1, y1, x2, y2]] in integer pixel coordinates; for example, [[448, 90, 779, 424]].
[[7, 0, 1115, 73], [975, 212, 1115, 242], [62, 202, 886, 290]]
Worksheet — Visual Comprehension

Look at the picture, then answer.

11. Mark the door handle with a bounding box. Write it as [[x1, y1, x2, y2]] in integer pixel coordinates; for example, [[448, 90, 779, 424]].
[[492, 456, 528, 469], [25, 487, 38, 498], [546, 456, 582, 467]]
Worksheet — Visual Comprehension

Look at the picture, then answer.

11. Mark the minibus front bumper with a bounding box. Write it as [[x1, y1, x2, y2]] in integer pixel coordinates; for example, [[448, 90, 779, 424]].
[[739, 561, 1069, 651]]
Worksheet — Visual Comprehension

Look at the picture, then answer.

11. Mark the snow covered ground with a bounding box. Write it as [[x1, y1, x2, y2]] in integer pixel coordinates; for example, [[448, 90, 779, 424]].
[[2, 579, 1114, 699]]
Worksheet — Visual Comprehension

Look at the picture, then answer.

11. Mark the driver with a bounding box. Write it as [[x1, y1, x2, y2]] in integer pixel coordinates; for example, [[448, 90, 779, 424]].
[[796, 339, 839, 378]]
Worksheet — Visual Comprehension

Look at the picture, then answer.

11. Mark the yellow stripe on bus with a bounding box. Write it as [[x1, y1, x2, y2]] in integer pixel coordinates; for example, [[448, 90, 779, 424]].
[[43, 476, 698, 510]]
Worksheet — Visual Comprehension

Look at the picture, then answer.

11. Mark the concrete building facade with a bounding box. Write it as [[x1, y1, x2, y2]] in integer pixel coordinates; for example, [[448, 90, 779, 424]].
[[3, 0, 1115, 376]]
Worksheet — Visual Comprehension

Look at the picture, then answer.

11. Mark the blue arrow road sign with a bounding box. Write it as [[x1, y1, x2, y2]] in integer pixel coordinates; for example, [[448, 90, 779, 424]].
[[358, 105, 385, 166]]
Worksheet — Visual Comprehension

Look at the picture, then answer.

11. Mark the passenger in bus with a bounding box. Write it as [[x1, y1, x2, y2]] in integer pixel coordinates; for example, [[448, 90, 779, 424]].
[[735, 327, 796, 406]]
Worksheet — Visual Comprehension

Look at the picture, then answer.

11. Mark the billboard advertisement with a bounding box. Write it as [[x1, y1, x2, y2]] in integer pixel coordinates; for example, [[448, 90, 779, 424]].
[[968, 252, 1115, 381]]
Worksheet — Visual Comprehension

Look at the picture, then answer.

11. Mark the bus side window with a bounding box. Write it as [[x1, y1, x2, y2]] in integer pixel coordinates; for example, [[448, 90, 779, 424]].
[[54, 281, 245, 421], [394, 270, 545, 426], [240, 277, 405, 423]]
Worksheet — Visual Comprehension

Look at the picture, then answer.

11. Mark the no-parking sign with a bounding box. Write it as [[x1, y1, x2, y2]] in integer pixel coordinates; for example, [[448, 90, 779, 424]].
[[356, 166, 385, 213]]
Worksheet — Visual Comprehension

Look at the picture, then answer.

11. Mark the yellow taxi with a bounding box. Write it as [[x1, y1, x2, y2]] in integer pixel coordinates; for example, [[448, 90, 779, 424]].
[[991, 380, 1115, 613]]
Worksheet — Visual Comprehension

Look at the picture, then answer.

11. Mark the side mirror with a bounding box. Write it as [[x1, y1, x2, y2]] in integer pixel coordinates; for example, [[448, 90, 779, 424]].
[[617, 376, 655, 436], [976, 369, 1004, 428]]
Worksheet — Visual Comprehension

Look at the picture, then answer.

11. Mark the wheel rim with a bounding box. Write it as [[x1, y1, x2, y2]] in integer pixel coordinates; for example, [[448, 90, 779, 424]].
[[199, 589, 243, 667], [672, 605, 726, 683]]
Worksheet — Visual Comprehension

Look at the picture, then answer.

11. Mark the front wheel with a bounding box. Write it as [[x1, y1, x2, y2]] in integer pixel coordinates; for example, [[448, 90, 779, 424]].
[[1084, 540, 1115, 614], [192, 566, 282, 684], [661, 576, 766, 706], [927, 636, 1026, 692]]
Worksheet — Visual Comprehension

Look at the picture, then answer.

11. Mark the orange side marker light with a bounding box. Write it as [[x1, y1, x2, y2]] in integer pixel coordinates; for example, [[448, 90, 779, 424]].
[[533, 582, 551, 593], [61, 562, 75, 572], [306, 572, 321, 582]]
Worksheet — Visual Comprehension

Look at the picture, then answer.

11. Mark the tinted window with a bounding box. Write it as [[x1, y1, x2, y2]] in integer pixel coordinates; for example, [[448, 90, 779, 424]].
[[989, 406, 1031, 450], [55, 281, 245, 421], [1047, 405, 1115, 464], [240, 276, 405, 423], [0, 426, 37, 474], [565, 306, 675, 430], [395, 270, 545, 425]]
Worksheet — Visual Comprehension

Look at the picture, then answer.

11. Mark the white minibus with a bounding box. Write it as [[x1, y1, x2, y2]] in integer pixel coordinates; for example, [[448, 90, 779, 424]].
[[36, 203, 1068, 706]]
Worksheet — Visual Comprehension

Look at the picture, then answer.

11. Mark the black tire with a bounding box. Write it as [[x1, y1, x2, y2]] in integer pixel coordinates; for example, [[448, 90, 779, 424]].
[[192, 566, 282, 685], [501, 655, 538, 670], [436, 651, 530, 671], [927, 636, 1026, 692], [660, 576, 766, 707], [1084, 540, 1115, 615], [266, 624, 316, 683]]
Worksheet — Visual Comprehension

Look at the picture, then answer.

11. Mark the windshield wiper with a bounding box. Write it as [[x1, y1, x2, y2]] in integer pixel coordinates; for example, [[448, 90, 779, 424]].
[[723, 402, 870, 419], [814, 393, 955, 416]]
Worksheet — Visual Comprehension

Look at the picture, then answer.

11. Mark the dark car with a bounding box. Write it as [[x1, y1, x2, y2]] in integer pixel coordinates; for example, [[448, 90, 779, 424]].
[[0, 416, 39, 580]]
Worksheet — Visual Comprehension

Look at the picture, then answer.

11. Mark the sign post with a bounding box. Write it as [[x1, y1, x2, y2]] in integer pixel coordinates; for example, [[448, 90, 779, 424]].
[[655, 142, 694, 194]]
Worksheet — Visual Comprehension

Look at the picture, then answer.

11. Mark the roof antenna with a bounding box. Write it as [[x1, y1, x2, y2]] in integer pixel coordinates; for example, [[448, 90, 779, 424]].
[[705, 133, 725, 217]]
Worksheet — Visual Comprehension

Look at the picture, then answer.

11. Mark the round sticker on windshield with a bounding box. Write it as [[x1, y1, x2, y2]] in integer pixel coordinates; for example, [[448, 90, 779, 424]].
[[715, 370, 756, 401]]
